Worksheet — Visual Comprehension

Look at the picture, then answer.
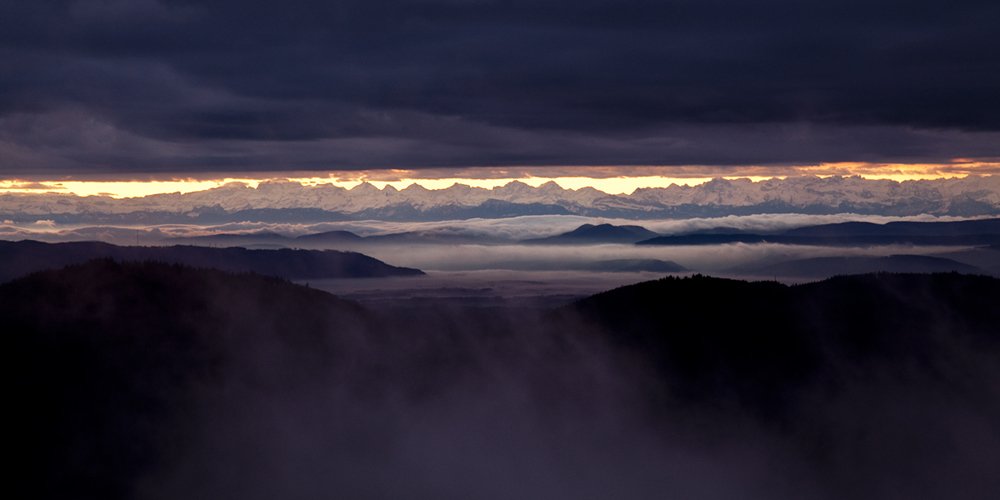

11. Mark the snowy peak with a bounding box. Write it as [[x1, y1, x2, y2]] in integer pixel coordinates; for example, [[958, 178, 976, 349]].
[[2, 175, 999, 221]]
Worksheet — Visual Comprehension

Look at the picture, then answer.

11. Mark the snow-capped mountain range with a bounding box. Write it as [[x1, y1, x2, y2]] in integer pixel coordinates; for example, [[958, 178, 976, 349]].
[[3, 175, 999, 224]]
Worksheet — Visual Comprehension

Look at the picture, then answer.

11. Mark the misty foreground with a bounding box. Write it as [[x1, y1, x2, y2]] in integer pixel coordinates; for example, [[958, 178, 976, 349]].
[[5, 261, 1000, 499]]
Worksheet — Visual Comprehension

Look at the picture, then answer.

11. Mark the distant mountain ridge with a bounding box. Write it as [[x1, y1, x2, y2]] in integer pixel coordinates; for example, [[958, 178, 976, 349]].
[[736, 255, 985, 278], [168, 228, 509, 247], [522, 223, 659, 244], [0, 240, 423, 283], [3, 175, 998, 223], [154, 218, 1000, 250], [638, 217, 1000, 246], [783, 218, 1000, 236]]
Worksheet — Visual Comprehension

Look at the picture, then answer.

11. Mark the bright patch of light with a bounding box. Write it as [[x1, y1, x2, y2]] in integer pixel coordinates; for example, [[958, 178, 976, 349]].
[[0, 179, 263, 198]]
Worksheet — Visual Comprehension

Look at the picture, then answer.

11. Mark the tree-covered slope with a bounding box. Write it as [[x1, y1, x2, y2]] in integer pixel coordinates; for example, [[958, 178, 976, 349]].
[[2, 259, 369, 499]]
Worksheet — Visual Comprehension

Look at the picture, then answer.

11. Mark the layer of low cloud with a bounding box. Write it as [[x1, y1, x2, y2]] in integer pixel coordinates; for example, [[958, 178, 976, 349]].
[[0, 212, 969, 242], [1, 214, 976, 281]]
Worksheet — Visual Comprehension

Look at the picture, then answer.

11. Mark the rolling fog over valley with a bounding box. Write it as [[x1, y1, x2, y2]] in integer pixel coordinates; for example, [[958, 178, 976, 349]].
[[4, 212, 997, 302]]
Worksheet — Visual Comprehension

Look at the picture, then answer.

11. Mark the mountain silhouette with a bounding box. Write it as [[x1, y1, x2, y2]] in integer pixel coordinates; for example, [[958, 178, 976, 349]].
[[567, 272, 1000, 419], [0, 240, 423, 283], [163, 231, 295, 246], [170, 228, 508, 247], [522, 223, 659, 244], [783, 218, 1000, 237], [3, 259, 369, 499], [735, 254, 985, 278], [932, 245, 1000, 275], [637, 217, 1000, 246], [293, 230, 364, 243]]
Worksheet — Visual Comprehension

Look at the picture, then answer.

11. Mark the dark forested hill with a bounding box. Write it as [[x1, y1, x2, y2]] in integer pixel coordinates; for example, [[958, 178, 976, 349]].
[[7, 262, 1000, 500], [2, 260, 370, 500], [570, 273, 1000, 410], [566, 273, 1000, 497], [0, 240, 423, 283], [522, 223, 659, 245]]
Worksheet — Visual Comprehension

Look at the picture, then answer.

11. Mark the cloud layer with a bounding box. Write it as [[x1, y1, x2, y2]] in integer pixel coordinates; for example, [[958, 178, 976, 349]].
[[2, 1, 999, 174]]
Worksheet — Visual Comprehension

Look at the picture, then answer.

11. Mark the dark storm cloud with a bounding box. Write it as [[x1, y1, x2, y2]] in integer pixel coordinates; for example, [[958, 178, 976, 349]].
[[1, 0, 999, 174]]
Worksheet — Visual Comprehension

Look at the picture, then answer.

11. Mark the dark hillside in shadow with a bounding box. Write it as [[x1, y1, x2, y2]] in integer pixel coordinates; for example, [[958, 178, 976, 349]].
[[4, 260, 617, 500], [3, 259, 369, 500], [6, 261, 1000, 499], [569, 272, 1000, 414], [567, 272, 1000, 497]]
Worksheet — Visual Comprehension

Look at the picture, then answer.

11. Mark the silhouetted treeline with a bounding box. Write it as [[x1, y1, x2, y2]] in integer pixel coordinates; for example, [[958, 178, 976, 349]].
[[567, 272, 1000, 497], [570, 273, 1000, 411]]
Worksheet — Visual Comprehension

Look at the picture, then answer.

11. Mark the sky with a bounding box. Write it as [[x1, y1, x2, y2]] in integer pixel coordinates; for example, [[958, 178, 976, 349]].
[[1, 1, 999, 181]]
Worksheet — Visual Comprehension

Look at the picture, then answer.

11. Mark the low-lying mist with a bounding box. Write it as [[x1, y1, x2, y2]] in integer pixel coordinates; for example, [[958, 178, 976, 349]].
[[350, 241, 964, 272], [300, 241, 986, 305], [4, 214, 991, 288], [7, 261, 1000, 500], [302, 270, 673, 307], [1, 213, 974, 245], [137, 308, 782, 500]]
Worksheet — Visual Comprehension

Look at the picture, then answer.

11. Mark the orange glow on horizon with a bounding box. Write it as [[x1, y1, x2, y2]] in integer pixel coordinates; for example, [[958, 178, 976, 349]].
[[1, 162, 996, 199], [0, 178, 266, 199]]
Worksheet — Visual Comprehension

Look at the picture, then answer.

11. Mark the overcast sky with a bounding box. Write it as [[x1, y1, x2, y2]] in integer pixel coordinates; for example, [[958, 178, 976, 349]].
[[2, 0, 999, 177]]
